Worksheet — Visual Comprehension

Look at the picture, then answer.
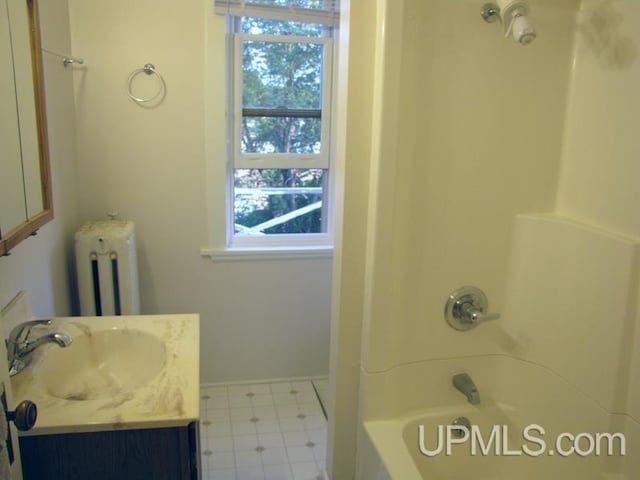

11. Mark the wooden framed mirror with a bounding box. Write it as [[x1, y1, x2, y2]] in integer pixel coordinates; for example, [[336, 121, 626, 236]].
[[0, 0, 52, 257]]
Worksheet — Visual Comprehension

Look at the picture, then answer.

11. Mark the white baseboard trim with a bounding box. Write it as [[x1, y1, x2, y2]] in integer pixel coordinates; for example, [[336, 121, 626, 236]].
[[200, 374, 329, 388]]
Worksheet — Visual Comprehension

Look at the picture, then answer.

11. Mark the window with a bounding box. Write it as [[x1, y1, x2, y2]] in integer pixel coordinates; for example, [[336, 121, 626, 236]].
[[218, 0, 338, 249]]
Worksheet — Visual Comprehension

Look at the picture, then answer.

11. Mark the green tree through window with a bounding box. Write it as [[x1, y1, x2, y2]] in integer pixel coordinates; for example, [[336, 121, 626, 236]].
[[232, 16, 332, 236]]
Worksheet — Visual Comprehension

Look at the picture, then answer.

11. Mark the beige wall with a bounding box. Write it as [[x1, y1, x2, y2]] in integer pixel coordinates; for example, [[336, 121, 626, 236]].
[[360, 0, 579, 373], [559, 0, 640, 422], [67, 0, 331, 382], [0, 0, 80, 318], [327, 0, 378, 477], [557, 2, 640, 472], [558, 0, 640, 238]]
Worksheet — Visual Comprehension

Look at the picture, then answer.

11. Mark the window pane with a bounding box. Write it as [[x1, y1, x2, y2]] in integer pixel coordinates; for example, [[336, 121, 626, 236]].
[[234, 168, 325, 235], [241, 116, 321, 154], [241, 39, 324, 154], [242, 40, 323, 110], [241, 17, 326, 37]]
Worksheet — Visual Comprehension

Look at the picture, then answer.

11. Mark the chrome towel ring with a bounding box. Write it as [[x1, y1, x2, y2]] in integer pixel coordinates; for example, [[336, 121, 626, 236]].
[[127, 63, 166, 104]]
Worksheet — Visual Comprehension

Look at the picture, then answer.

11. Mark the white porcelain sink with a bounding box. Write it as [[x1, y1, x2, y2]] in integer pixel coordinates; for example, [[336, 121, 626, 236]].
[[38, 329, 166, 401], [10, 314, 199, 435]]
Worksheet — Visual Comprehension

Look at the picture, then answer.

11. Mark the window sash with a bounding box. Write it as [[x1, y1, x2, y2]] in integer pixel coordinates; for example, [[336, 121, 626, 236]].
[[243, 108, 321, 119], [233, 33, 333, 169], [214, 0, 339, 26], [224, 16, 335, 247], [232, 167, 329, 238]]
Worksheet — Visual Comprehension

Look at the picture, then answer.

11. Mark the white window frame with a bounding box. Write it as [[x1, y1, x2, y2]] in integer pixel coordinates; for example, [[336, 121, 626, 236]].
[[225, 17, 335, 250]]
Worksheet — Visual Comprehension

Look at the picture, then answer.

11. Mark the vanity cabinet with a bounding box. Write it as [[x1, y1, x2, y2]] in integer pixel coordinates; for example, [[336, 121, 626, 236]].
[[19, 422, 200, 480]]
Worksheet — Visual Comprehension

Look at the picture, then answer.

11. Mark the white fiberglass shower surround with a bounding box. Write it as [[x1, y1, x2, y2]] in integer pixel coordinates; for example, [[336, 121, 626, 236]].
[[339, 0, 640, 478]]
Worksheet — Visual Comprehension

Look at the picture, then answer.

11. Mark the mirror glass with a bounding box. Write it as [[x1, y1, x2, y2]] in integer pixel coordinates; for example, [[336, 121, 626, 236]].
[[0, 0, 27, 233], [0, 0, 52, 256]]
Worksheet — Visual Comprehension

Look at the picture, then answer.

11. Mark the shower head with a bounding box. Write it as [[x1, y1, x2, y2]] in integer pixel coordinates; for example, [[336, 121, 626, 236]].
[[481, 1, 537, 46], [509, 12, 536, 45]]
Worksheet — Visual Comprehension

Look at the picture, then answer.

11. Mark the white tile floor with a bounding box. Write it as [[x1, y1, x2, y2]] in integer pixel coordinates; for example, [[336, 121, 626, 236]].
[[200, 381, 327, 480]]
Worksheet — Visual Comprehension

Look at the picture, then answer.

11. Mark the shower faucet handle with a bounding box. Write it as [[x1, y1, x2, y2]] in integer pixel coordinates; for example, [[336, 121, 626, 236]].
[[460, 302, 500, 324], [445, 286, 500, 330]]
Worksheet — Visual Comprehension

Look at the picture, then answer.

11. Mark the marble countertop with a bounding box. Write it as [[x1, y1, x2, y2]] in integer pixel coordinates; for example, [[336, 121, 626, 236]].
[[11, 314, 199, 436]]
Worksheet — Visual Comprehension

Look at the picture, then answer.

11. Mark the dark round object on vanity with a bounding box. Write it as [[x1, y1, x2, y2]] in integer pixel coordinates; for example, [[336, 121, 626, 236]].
[[7, 400, 38, 431]]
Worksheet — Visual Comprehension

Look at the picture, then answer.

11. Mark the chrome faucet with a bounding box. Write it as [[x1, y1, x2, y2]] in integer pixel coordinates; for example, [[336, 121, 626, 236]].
[[453, 372, 480, 405], [7, 319, 73, 376]]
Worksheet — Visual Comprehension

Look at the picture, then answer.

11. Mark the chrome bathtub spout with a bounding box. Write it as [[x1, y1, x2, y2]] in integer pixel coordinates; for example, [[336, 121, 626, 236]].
[[7, 319, 73, 376], [453, 372, 480, 405]]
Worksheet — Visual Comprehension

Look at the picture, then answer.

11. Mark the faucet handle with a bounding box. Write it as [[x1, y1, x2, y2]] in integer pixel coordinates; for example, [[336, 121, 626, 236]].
[[461, 303, 500, 324], [445, 287, 500, 331], [8, 319, 52, 344]]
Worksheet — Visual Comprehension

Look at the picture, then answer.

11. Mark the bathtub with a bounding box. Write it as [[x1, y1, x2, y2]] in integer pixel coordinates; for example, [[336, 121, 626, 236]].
[[355, 353, 636, 479], [363, 403, 630, 480]]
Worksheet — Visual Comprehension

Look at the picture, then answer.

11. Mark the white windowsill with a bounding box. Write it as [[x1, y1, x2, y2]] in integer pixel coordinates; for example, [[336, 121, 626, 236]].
[[200, 245, 334, 262]]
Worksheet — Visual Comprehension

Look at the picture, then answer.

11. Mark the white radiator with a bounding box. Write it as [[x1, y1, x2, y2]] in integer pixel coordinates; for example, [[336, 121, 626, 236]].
[[75, 220, 140, 316]]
